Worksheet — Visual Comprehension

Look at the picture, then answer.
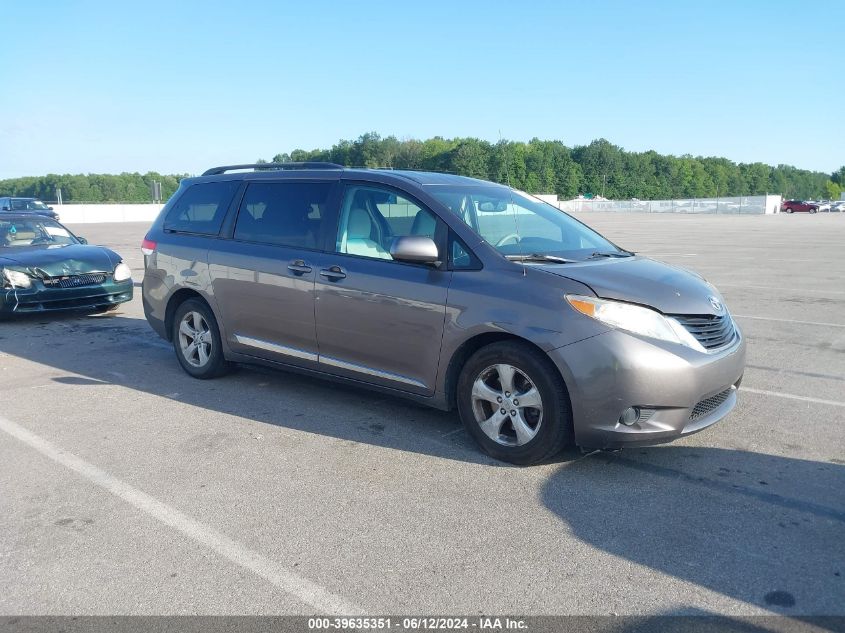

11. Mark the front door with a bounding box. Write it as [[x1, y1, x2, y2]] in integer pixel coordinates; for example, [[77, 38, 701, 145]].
[[313, 183, 451, 395], [208, 179, 336, 368]]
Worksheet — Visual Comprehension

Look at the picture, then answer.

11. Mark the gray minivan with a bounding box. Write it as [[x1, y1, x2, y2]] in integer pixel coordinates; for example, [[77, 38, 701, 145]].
[[142, 163, 745, 464]]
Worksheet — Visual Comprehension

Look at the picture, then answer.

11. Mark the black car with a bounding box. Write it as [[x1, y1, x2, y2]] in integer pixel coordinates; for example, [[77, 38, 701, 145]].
[[0, 214, 133, 316], [0, 197, 60, 221]]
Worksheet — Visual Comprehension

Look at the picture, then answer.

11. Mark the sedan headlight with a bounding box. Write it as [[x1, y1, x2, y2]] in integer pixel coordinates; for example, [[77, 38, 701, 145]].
[[2, 268, 32, 289], [566, 294, 701, 349], [113, 262, 132, 282]]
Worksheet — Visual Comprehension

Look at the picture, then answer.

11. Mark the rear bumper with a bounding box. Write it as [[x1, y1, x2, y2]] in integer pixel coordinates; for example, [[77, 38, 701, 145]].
[[141, 271, 169, 339], [142, 292, 167, 339], [0, 280, 133, 314], [549, 327, 746, 449]]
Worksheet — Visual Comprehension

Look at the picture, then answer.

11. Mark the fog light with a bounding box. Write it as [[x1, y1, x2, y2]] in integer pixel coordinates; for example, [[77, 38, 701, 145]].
[[618, 407, 640, 426]]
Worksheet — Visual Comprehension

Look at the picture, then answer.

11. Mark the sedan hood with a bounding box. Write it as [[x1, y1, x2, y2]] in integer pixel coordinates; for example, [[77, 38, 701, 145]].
[[0, 244, 120, 276], [536, 256, 723, 316]]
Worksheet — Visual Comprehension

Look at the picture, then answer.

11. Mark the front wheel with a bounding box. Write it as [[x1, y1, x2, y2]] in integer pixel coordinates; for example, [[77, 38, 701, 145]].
[[92, 303, 121, 314], [172, 298, 230, 379], [457, 341, 572, 465]]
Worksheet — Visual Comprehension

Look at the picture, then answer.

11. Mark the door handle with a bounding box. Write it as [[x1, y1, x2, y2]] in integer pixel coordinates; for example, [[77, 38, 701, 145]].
[[287, 260, 312, 275], [319, 265, 346, 280]]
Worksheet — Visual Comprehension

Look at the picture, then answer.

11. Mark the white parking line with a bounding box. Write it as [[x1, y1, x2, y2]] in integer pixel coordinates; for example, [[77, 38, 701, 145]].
[[742, 388, 845, 408], [0, 415, 362, 615], [716, 283, 845, 295], [734, 314, 845, 329]]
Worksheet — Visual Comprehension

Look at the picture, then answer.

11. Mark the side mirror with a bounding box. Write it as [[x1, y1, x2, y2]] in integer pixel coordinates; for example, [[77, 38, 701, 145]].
[[1, 206, 9, 211], [77, 237, 88, 244], [390, 236, 440, 265], [47, 206, 54, 211]]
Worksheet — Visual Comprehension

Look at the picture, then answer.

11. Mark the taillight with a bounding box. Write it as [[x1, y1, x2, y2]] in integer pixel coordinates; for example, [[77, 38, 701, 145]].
[[141, 237, 157, 256]]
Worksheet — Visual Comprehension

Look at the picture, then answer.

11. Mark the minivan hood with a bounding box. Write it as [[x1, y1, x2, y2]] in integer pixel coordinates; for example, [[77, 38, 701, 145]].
[[535, 256, 723, 316], [0, 244, 119, 276]]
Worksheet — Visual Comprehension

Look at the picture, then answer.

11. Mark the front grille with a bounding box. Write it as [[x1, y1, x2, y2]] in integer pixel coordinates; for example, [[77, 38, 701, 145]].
[[42, 273, 107, 289], [637, 408, 656, 423], [671, 313, 736, 350], [15, 291, 131, 312], [689, 389, 732, 420]]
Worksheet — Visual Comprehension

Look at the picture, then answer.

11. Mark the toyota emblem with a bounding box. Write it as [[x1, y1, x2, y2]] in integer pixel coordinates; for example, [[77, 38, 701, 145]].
[[708, 296, 724, 314]]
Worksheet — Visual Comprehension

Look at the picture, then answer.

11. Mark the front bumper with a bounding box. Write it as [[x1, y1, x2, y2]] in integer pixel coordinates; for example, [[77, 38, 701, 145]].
[[0, 280, 133, 314], [549, 327, 746, 449]]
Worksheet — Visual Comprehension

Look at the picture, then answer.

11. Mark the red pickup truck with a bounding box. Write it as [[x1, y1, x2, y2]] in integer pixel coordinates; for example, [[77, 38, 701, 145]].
[[781, 200, 819, 213]]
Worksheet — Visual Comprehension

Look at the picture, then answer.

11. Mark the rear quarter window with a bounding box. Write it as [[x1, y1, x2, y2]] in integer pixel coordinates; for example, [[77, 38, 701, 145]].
[[164, 181, 240, 235]]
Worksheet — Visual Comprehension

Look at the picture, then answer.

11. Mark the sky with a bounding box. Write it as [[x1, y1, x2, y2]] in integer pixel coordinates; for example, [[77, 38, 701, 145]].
[[1, 0, 843, 178]]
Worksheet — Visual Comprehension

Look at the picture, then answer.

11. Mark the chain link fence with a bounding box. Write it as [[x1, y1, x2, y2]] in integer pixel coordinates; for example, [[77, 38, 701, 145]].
[[557, 195, 771, 214]]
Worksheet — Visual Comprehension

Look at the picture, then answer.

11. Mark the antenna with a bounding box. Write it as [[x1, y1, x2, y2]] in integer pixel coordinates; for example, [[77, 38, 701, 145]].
[[499, 129, 512, 189], [499, 130, 526, 273]]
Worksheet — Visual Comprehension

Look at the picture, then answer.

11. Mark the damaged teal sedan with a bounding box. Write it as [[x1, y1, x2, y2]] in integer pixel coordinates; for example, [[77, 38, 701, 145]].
[[0, 214, 133, 316]]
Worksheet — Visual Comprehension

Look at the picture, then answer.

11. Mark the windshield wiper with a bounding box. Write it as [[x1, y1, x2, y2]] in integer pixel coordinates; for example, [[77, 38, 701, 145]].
[[587, 251, 634, 259], [506, 253, 577, 264]]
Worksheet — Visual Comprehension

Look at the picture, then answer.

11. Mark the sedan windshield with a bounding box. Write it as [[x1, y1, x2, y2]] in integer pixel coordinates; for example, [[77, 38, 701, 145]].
[[11, 199, 51, 210], [0, 218, 78, 248], [427, 185, 626, 261]]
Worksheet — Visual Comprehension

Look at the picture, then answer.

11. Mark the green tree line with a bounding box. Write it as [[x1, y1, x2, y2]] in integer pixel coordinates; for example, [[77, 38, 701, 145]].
[[0, 172, 184, 204], [270, 134, 843, 200], [1, 136, 842, 202]]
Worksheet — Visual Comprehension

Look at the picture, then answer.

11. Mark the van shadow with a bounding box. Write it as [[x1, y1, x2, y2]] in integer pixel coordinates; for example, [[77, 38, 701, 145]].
[[0, 312, 547, 467], [541, 447, 845, 615], [567, 609, 845, 633], [4, 312, 845, 614]]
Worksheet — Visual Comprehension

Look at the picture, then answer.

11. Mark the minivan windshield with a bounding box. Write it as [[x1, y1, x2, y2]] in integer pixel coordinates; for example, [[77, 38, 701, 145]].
[[427, 185, 626, 261]]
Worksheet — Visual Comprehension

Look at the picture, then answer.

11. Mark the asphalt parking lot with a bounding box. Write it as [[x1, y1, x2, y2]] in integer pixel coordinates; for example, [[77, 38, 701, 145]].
[[0, 213, 843, 617]]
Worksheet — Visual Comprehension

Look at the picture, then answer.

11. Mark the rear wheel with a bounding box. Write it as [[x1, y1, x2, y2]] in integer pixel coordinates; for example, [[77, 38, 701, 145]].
[[172, 299, 229, 379], [457, 341, 572, 465]]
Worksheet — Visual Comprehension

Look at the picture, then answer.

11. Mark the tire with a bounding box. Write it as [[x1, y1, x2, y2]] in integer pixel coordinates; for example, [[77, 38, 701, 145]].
[[92, 304, 120, 314], [456, 341, 572, 465], [172, 298, 230, 379]]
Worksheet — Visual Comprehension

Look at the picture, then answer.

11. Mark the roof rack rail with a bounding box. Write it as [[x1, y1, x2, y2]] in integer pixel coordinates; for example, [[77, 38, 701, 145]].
[[201, 162, 344, 176]]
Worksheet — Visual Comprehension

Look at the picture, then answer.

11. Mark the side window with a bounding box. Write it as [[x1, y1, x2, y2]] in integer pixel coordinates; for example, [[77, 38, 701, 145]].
[[449, 232, 482, 270], [164, 181, 239, 235], [336, 185, 440, 261], [234, 181, 332, 249]]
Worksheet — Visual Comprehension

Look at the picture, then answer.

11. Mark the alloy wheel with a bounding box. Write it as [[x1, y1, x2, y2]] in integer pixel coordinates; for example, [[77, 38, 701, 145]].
[[470, 364, 543, 446], [178, 311, 212, 368]]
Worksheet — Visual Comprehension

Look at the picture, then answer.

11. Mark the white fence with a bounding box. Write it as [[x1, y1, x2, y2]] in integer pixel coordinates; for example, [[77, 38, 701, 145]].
[[55, 204, 163, 224], [556, 195, 782, 215], [50, 194, 785, 226]]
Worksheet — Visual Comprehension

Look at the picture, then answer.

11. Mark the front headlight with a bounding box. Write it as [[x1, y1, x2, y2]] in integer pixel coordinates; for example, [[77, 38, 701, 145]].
[[566, 294, 701, 349], [2, 268, 32, 289], [113, 262, 132, 282]]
